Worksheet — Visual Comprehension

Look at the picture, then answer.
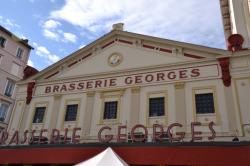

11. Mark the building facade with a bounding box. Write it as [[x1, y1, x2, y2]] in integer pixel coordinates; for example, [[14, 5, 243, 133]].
[[6, 23, 250, 143], [0, 26, 33, 131], [1, 1, 250, 165]]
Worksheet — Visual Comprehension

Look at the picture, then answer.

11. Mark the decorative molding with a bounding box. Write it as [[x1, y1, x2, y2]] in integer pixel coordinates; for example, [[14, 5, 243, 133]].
[[142, 44, 155, 49], [227, 34, 244, 51], [117, 39, 133, 45], [131, 87, 141, 93], [101, 40, 115, 49], [68, 60, 78, 68], [86, 91, 95, 97], [107, 52, 123, 67], [184, 53, 205, 59], [174, 82, 185, 89], [218, 57, 231, 87], [159, 48, 172, 53], [45, 71, 59, 79], [26, 81, 36, 104]]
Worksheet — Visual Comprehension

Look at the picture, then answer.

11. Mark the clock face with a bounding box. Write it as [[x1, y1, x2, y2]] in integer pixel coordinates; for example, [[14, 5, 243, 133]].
[[108, 53, 123, 66]]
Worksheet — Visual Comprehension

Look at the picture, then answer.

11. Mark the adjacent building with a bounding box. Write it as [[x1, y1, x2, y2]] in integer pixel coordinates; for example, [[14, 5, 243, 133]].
[[0, 26, 33, 131]]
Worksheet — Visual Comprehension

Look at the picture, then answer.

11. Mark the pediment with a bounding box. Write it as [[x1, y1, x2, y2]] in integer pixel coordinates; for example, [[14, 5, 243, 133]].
[[55, 43, 197, 79], [28, 30, 227, 82]]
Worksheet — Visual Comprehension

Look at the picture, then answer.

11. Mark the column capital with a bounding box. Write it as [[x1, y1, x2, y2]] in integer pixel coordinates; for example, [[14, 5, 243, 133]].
[[174, 82, 185, 89]]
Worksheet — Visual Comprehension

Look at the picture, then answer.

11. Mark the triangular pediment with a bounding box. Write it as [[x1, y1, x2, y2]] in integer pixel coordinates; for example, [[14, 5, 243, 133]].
[[56, 43, 198, 79], [24, 30, 229, 82]]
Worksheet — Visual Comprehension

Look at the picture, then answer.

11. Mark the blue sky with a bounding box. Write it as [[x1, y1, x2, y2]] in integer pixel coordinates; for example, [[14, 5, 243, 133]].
[[0, 0, 226, 71]]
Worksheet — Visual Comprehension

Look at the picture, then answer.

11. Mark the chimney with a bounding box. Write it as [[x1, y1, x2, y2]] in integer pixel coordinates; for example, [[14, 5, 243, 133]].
[[112, 23, 124, 31]]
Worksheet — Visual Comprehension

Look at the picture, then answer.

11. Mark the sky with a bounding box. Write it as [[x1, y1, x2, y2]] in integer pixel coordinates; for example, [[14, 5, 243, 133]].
[[0, 0, 226, 71]]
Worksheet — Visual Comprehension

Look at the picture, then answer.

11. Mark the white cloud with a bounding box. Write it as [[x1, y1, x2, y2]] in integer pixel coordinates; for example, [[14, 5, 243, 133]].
[[50, 0, 225, 48], [37, 46, 50, 55], [28, 60, 34, 67], [33, 43, 60, 64], [41, 19, 77, 43], [63, 32, 77, 43], [78, 44, 86, 49], [43, 29, 59, 41], [43, 19, 61, 29], [32, 42, 38, 47], [0, 16, 20, 29]]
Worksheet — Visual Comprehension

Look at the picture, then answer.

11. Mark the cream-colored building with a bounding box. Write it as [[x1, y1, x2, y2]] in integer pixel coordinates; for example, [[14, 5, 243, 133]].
[[5, 0, 250, 143], [6, 21, 250, 143]]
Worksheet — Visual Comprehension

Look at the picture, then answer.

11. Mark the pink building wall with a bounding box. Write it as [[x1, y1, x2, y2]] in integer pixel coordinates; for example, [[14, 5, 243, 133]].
[[0, 26, 33, 130]]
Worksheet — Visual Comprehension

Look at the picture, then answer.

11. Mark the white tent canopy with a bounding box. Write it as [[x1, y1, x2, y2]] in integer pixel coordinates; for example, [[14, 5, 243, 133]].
[[75, 147, 129, 166]]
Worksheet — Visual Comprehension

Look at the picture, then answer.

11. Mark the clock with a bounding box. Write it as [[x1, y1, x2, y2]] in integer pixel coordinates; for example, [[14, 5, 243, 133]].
[[108, 53, 123, 66]]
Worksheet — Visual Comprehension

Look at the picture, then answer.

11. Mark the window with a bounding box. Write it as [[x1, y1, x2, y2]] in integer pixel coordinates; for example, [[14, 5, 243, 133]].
[[32, 107, 46, 123], [4, 79, 15, 97], [0, 127, 5, 132], [0, 36, 6, 48], [16, 48, 23, 59], [0, 103, 9, 122], [11, 63, 20, 76], [65, 104, 78, 121], [103, 101, 117, 119], [149, 97, 165, 117], [195, 93, 215, 114]]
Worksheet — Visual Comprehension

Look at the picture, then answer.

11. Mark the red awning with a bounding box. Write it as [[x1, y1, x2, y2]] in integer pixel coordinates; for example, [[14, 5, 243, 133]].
[[0, 142, 250, 165]]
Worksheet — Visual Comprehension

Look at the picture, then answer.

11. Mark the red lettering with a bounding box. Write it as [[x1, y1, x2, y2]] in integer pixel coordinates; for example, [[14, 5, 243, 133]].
[[98, 126, 113, 143], [86, 81, 93, 89], [45, 86, 51, 93], [156, 73, 165, 81], [109, 78, 117, 87], [208, 121, 216, 140], [68, 83, 76, 91], [152, 124, 164, 142], [28, 130, 36, 144], [191, 122, 202, 141], [167, 123, 185, 142], [0, 130, 8, 145], [103, 79, 108, 87], [63, 128, 70, 143], [21, 130, 29, 144], [39, 129, 48, 144], [60, 84, 67, 92], [191, 68, 200, 77], [95, 80, 102, 88], [53, 85, 59, 92], [9, 131, 19, 145], [145, 74, 154, 82], [72, 127, 81, 144], [179, 70, 188, 79], [77, 82, 84, 90], [135, 75, 143, 84], [50, 129, 60, 144], [167, 72, 176, 79], [117, 125, 127, 142], [131, 124, 148, 142], [125, 77, 133, 84]]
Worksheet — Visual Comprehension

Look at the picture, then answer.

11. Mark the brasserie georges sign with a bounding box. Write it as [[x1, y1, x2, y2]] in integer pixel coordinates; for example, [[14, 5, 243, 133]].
[[40, 64, 219, 94], [0, 121, 216, 146]]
